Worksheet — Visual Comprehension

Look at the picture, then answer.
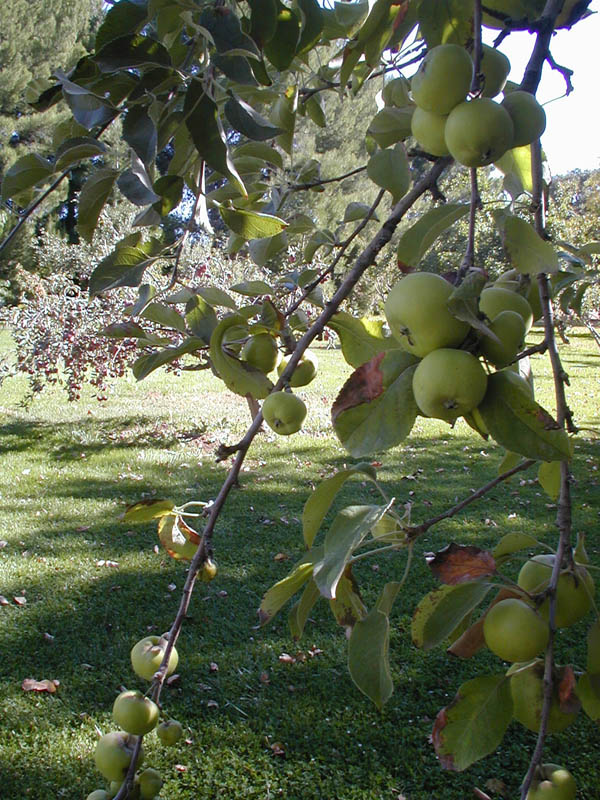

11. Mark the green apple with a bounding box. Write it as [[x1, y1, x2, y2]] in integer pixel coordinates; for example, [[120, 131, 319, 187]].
[[411, 44, 473, 114], [412, 349, 488, 423], [495, 270, 543, 322], [479, 44, 511, 98], [500, 366, 534, 399], [483, 598, 548, 662], [241, 333, 278, 374], [384, 273, 470, 357], [480, 309, 526, 367], [262, 391, 307, 435], [136, 768, 163, 800], [277, 350, 318, 387], [156, 719, 184, 746], [107, 781, 123, 799], [518, 553, 595, 627], [502, 90, 546, 146], [86, 792, 111, 800], [94, 731, 143, 782], [112, 690, 159, 736], [526, 764, 576, 800], [445, 98, 514, 167], [410, 106, 450, 156], [130, 635, 179, 682], [479, 286, 534, 332], [511, 661, 578, 733]]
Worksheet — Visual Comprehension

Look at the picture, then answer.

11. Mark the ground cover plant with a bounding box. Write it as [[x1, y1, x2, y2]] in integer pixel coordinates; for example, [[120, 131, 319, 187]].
[[1, 331, 599, 800], [1, 0, 600, 798]]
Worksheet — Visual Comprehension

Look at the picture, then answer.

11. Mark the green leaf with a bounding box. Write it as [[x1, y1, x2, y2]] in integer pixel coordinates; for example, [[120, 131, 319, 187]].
[[55, 137, 107, 171], [199, 5, 260, 55], [538, 460, 561, 501], [197, 286, 237, 310], [303, 229, 335, 262], [117, 155, 161, 206], [295, 0, 324, 53], [328, 311, 397, 368], [396, 203, 470, 268], [271, 89, 297, 155], [478, 371, 571, 462], [286, 213, 315, 234], [259, 548, 323, 624], [132, 337, 205, 380], [577, 672, 600, 722], [224, 95, 283, 141], [1, 154, 54, 201], [412, 582, 492, 650], [304, 94, 326, 127], [140, 302, 187, 333], [447, 269, 496, 339], [101, 321, 150, 340], [152, 175, 184, 216], [183, 79, 246, 196], [123, 106, 158, 166], [185, 295, 218, 343], [122, 498, 175, 523], [432, 675, 513, 771], [367, 106, 413, 148], [367, 144, 409, 203], [56, 72, 117, 130], [313, 505, 388, 599], [493, 211, 559, 275], [234, 141, 283, 168], [209, 315, 274, 398], [343, 201, 378, 223], [418, 0, 472, 46], [333, 0, 369, 35], [248, 232, 288, 266], [495, 145, 534, 198], [94, 33, 171, 71], [89, 245, 155, 296], [492, 532, 539, 560], [264, 2, 301, 70], [497, 449, 522, 474], [332, 351, 418, 458], [95, 0, 149, 51], [220, 207, 287, 240], [330, 566, 368, 630], [78, 168, 119, 243], [230, 280, 274, 297], [302, 464, 378, 548], [348, 608, 393, 709], [288, 579, 321, 640]]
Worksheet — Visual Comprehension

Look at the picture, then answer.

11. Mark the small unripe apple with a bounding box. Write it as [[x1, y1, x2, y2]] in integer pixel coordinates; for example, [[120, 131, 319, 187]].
[[384, 273, 470, 357], [502, 90, 546, 146], [86, 791, 111, 800], [412, 349, 488, 424], [241, 333, 278, 374], [113, 690, 159, 736], [445, 98, 514, 167], [410, 107, 450, 156], [526, 763, 576, 800], [480, 309, 526, 367], [518, 553, 594, 627], [479, 286, 534, 332], [156, 719, 184, 746], [411, 44, 473, 114], [479, 44, 511, 98], [262, 391, 307, 435], [94, 731, 143, 782], [136, 768, 163, 799], [277, 349, 318, 387], [130, 635, 179, 682], [483, 598, 548, 662]]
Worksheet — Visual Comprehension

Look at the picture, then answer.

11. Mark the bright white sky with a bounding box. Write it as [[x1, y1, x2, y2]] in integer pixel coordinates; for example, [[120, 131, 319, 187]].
[[484, 3, 600, 175]]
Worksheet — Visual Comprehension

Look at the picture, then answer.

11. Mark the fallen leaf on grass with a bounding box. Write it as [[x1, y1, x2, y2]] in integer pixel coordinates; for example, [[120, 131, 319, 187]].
[[274, 552, 288, 562], [260, 671, 270, 685], [174, 765, 188, 773], [270, 742, 286, 757], [209, 662, 219, 673], [279, 653, 296, 664], [14, 596, 27, 606], [22, 678, 59, 693], [0, 596, 9, 606], [166, 674, 180, 686]]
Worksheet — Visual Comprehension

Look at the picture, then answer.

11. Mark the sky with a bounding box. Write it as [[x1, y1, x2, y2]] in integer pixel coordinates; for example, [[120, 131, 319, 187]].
[[482, 3, 600, 175]]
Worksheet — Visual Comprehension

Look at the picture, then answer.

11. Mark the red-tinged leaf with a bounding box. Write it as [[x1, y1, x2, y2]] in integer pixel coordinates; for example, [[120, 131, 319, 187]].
[[22, 678, 58, 693], [158, 515, 201, 561], [426, 543, 496, 585], [558, 665, 580, 713], [432, 675, 513, 771], [332, 352, 386, 418]]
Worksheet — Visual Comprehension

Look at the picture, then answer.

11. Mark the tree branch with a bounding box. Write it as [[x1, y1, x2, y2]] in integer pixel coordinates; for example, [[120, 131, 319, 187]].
[[289, 164, 367, 191]]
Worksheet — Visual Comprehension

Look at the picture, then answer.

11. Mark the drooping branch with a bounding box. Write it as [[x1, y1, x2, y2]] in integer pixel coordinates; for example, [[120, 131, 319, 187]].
[[289, 164, 367, 191]]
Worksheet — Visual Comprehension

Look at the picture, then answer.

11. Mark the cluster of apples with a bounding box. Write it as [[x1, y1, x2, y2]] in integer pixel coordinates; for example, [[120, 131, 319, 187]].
[[384, 271, 536, 425], [86, 636, 182, 800], [410, 43, 546, 166], [226, 328, 318, 436]]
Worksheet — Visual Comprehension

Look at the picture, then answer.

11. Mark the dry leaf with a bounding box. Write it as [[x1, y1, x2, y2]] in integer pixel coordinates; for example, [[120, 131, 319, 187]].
[[43, 632, 55, 642], [22, 678, 58, 693], [270, 742, 286, 757], [206, 700, 219, 709], [209, 662, 219, 673], [218, 590, 228, 598], [174, 765, 188, 773], [167, 583, 176, 592], [308, 645, 323, 658], [485, 777, 509, 797], [274, 552, 288, 562], [259, 671, 270, 685], [166, 674, 180, 686], [278, 653, 296, 664], [426, 543, 496, 585], [0, 540, 7, 548], [13, 596, 27, 606], [0, 596, 9, 606]]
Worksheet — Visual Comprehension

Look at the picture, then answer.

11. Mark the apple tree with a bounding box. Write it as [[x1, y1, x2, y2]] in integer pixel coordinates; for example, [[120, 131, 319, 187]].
[[1, 0, 598, 798]]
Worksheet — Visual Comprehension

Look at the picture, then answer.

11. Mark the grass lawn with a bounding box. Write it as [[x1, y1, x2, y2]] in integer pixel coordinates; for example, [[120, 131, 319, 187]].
[[0, 328, 599, 800]]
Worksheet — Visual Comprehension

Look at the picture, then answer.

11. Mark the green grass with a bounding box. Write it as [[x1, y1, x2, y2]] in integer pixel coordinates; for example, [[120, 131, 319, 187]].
[[1, 329, 599, 800]]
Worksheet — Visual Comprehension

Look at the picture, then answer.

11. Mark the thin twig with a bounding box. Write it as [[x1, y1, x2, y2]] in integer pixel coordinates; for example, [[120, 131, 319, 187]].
[[289, 165, 367, 191]]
